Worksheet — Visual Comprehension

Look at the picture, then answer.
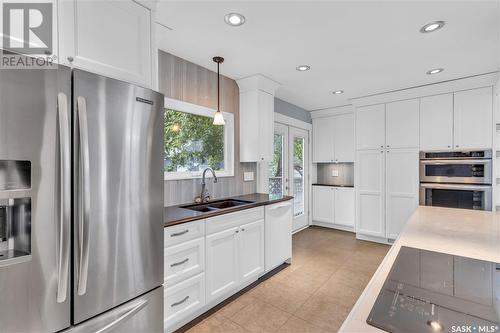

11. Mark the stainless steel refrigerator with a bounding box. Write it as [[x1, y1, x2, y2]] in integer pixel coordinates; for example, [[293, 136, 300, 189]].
[[0, 66, 164, 332]]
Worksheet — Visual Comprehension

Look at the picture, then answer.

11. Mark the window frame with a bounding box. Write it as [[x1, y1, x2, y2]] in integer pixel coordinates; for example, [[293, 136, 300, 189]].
[[163, 97, 234, 180]]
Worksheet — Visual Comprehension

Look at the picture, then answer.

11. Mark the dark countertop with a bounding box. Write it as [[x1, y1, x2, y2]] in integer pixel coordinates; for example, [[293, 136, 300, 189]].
[[312, 183, 354, 188], [164, 193, 294, 227]]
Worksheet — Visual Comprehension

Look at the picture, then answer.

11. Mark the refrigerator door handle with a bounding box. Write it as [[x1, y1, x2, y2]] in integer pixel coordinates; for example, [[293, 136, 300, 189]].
[[56, 92, 71, 303], [77, 96, 91, 296]]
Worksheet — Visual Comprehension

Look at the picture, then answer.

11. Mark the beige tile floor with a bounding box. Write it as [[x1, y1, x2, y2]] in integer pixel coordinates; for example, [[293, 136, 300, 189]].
[[185, 226, 390, 333]]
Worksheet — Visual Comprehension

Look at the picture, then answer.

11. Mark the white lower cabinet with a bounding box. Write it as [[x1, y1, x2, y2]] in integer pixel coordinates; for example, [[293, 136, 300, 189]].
[[334, 187, 355, 227], [312, 185, 354, 229], [238, 220, 265, 284], [164, 273, 205, 332], [164, 205, 290, 331], [205, 227, 239, 303], [164, 237, 205, 286], [312, 186, 335, 223]]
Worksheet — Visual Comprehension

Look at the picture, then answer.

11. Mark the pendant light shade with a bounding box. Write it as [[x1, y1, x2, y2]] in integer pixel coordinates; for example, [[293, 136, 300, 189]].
[[213, 56, 225, 125]]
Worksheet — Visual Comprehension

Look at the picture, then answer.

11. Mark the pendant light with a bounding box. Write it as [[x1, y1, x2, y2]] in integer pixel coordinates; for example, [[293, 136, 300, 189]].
[[212, 56, 225, 125]]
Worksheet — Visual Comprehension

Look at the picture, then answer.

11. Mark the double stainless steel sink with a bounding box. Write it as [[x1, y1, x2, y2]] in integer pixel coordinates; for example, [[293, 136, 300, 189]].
[[181, 199, 253, 213]]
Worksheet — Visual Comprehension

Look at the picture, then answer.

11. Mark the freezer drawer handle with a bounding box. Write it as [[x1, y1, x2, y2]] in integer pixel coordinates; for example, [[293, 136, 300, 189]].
[[170, 258, 189, 267], [171, 296, 189, 307], [77, 96, 91, 296], [56, 92, 71, 303], [170, 229, 189, 237], [94, 299, 148, 333]]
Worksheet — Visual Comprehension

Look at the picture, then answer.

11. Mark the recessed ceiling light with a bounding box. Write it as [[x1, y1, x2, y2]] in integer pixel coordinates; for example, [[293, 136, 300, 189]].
[[296, 65, 310, 71], [426, 68, 444, 75], [224, 13, 245, 27], [332, 90, 344, 95], [420, 21, 445, 33]]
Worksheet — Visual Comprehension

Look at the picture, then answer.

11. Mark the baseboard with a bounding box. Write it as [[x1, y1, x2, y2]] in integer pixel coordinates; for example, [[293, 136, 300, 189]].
[[355, 233, 393, 245], [312, 221, 355, 233]]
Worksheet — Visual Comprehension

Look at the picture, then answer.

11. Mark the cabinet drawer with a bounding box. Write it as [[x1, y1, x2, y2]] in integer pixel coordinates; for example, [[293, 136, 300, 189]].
[[164, 273, 205, 330], [206, 207, 264, 235], [165, 237, 205, 286], [164, 220, 205, 247]]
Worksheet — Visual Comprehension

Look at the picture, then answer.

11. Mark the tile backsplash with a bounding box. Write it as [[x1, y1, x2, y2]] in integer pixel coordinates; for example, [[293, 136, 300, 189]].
[[316, 163, 354, 186]]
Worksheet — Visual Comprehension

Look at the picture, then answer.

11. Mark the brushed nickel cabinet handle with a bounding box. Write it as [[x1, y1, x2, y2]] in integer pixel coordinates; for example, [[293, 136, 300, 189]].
[[171, 296, 189, 307], [170, 258, 189, 267], [170, 229, 189, 237]]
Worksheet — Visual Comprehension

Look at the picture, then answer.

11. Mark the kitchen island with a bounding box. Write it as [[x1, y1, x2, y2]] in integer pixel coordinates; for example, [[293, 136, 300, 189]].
[[340, 206, 500, 332]]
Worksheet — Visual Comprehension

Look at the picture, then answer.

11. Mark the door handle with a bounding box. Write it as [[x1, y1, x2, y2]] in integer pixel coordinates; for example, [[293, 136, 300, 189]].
[[56, 93, 71, 303], [94, 299, 148, 333], [77, 96, 91, 296]]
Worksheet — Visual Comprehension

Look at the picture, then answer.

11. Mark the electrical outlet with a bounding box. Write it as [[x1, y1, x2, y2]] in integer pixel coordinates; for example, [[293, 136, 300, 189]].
[[244, 172, 254, 182], [331, 170, 339, 177]]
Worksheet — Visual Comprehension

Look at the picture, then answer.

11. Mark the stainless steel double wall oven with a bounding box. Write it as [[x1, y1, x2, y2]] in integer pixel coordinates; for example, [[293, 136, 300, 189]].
[[0, 66, 164, 332], [419, 150, 492, 211]]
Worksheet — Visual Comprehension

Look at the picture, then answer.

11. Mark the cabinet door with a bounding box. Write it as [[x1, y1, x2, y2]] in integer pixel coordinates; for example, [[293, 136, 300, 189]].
[[334, 113, 355, 162], [420, 94, 454, 150], [356, 150, 385, 237], [454, 87, 493, 149], [259, 91, 275, 162], [238, 220, 265, 284], [312, 186, 335, 223], [206, 227, 239, 303], [386, 99, 419, 149], [312, 117, 335, 162], [356, 104, 385, 150], [59, 0, 152, 87], [334, 187, 355, 227], [385, 149, 419, 239]]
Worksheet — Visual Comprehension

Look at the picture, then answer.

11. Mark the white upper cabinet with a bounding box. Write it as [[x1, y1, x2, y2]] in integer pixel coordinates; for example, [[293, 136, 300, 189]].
[[356, 104, 385, 150], [59, 0, 153, 87], [356, 150, 385, 237], [453, 87, 493, 149], [312, 117, 335, 162], [420, 94, 454, 151], [312, 112, 354, 163], [238, 75, 280, 162], [385, 99, 419, 149], [385, 149, 419, 240], [334, 113, 355, 162]]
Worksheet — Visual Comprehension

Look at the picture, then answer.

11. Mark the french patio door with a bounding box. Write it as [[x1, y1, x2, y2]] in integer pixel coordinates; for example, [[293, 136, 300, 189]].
[[268, 123, 309, 231]]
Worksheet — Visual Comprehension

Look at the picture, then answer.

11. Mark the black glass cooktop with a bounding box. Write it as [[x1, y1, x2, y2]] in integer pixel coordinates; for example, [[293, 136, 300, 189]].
[[367, 246, 500, 333]]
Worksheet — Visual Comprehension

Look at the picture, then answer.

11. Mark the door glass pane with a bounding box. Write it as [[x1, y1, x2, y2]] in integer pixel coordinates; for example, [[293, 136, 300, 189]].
[[293, 137, 305, 216], [269, 134, 284, 196]]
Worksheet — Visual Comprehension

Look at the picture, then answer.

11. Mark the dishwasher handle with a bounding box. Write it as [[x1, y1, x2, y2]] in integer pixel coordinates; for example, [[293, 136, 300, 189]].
[[268, 201, 292, 211]]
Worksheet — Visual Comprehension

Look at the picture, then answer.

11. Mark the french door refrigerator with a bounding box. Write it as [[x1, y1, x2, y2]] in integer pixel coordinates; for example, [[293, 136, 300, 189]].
[[0, 66, 164, 332]]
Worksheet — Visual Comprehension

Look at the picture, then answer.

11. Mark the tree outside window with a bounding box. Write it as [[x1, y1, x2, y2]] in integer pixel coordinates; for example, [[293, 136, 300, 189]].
[[164, 109, 224, 172]]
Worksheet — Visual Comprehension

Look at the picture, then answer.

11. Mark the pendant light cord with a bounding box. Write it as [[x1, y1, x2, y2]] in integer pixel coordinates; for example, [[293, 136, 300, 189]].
[[217, 61, 220, 112]]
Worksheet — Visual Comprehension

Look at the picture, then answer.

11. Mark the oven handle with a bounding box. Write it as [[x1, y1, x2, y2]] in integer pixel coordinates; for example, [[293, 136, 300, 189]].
[[420, 159, 491, 165], [420, 183, 492, 191]]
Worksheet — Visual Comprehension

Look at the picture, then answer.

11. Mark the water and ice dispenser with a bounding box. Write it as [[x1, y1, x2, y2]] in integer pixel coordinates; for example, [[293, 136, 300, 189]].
[[0, 160, 31, 264]]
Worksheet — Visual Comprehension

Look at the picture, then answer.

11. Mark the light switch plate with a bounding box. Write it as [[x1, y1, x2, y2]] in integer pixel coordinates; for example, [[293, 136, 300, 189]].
[[331, 170, 339, 177], [244, 172, 254, 182]]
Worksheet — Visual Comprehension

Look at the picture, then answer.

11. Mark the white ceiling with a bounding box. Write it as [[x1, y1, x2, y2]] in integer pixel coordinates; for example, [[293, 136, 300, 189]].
[[156, 1, 500, 111]]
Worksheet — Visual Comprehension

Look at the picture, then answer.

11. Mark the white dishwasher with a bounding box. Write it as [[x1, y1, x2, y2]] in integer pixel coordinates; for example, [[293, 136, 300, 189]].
[[264, 200, 293, 272]]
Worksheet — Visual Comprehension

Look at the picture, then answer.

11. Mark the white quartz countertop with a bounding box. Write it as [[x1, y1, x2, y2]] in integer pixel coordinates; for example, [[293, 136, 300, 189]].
[[339, 206, 500, 332]]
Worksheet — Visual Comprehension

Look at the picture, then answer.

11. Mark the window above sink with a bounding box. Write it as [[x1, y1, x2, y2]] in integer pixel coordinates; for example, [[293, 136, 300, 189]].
[[164, 98, 234, 180]]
